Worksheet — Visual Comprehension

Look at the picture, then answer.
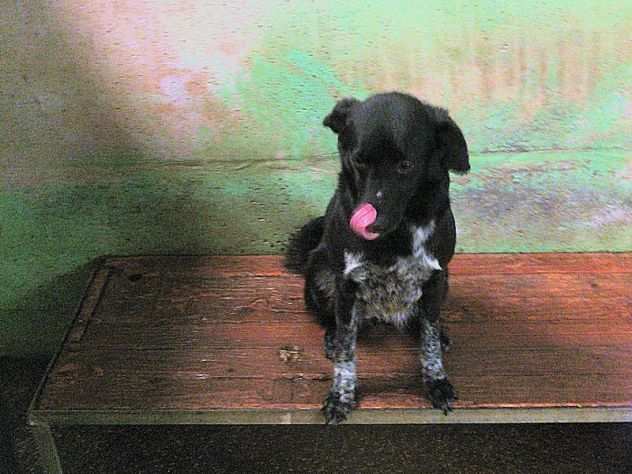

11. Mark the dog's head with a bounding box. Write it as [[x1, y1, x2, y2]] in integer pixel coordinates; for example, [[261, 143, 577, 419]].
[[323, 92, 469, 240]]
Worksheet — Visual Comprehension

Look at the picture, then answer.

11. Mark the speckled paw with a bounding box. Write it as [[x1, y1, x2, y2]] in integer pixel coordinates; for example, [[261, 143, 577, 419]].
[[322, 391, 356, 425], [426, 377, 457, 415]]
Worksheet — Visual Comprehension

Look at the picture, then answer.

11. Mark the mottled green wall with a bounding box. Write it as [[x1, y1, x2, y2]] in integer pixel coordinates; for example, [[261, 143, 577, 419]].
[[1, 1, 631, 356]]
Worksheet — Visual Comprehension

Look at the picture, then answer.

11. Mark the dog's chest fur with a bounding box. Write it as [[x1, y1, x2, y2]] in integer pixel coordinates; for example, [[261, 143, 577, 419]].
[[344, 222, 440, 327]]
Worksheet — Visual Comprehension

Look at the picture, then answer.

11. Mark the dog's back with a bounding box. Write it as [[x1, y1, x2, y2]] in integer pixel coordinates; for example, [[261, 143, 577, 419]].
[[284, 216, 325, 275]]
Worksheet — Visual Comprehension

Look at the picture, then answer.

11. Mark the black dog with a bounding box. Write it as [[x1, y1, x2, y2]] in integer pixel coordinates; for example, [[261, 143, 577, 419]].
[[285, 92, 470, 424]]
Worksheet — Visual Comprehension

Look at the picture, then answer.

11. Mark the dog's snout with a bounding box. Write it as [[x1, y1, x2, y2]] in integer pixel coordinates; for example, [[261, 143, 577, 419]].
[[367, 223, 387, 233], [367, 211, 391, 234]]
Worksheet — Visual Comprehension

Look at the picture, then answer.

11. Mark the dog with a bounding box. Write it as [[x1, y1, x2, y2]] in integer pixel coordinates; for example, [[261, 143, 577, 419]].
[[285, 92, 470, 424]]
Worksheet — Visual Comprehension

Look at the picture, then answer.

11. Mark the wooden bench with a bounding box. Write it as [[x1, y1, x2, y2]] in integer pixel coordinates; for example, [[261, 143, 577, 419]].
[[28, 254, 632, 472]]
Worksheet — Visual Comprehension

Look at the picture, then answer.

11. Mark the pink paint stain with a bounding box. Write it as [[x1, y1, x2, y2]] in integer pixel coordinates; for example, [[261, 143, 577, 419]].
[[160, 75, 189, 105]]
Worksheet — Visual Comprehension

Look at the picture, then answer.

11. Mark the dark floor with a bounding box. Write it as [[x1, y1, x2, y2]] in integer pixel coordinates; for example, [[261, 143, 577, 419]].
[[2, 357, 632, 474]]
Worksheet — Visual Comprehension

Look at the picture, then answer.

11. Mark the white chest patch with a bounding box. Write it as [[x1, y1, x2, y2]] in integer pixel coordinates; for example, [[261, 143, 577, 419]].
[[411, 222, 441, 271], [344, 222, 440, 328]]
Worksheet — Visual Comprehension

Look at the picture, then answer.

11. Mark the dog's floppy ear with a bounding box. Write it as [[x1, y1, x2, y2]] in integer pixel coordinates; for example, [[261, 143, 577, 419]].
[[323, 97, 358, 134], [436, 114, 470, 174]]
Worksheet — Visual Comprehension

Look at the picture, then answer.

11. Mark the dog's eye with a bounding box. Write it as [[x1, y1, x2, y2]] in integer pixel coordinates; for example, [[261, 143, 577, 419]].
[[397, 160, 414, 173]]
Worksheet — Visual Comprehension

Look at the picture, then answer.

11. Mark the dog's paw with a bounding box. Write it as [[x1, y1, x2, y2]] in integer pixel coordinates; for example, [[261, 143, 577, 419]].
[[426, 378, 457, 415], [322, 390, 356, 425]]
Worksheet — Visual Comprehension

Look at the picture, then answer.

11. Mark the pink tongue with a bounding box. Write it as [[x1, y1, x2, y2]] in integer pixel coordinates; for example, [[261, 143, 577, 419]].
[[349, 203, 379, 240]]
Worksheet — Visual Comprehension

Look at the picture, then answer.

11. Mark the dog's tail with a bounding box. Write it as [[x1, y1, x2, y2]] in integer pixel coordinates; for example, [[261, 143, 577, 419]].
[[284, 216, 325, 275]]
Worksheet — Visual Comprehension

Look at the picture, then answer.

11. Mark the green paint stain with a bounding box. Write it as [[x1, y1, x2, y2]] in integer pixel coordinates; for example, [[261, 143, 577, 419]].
[[206, 0, 631, 158], [203, 47, 371, 160]]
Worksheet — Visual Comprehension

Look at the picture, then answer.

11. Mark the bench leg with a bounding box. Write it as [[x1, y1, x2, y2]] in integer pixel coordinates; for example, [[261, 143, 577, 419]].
[[31, 422, 63, 474]]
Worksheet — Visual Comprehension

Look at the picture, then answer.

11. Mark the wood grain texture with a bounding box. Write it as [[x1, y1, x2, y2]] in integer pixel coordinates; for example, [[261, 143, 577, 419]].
[[32, 254, 632, 423]]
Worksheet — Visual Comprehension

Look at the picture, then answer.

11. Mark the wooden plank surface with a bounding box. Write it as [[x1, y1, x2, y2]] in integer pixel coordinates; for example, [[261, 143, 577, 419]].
[[31, 254, 632, 424]]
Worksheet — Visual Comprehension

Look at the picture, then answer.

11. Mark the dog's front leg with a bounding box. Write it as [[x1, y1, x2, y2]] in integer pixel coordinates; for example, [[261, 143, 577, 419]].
[[420, 271, 456, 414], [322, 278, 359, 424]]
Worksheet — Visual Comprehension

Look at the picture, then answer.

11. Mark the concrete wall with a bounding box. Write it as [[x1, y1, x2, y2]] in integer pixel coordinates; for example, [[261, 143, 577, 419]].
[[2, 1, 631, 356]]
